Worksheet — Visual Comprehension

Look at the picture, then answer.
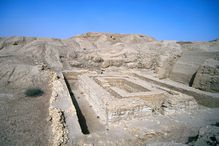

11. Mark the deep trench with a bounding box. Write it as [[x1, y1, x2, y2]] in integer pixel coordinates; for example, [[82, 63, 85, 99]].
[[189, 72, 197, 87], [64, 76, 90, 134]]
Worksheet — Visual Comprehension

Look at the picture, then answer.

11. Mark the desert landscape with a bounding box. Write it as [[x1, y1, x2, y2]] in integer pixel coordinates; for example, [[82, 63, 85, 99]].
[[0, 32, 218, 146]]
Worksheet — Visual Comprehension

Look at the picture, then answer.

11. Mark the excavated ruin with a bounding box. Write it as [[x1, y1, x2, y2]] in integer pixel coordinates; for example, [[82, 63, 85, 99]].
[[0, 32, 219, 146]]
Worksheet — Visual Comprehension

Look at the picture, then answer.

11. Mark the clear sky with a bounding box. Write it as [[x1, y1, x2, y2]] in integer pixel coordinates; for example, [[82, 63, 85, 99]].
[[0, 0, 219, 41]]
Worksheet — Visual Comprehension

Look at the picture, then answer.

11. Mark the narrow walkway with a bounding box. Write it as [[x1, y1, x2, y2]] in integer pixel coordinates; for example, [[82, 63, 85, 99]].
[[132, 71, 219, 107], [68, 80, 105, 134]]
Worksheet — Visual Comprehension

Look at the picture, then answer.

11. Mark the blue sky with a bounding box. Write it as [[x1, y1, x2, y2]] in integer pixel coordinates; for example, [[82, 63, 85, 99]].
[[0, 0, 219, 41]]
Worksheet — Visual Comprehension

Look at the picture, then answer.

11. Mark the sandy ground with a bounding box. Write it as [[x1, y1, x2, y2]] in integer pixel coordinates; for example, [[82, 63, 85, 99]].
[[0, 82, 52, 145]]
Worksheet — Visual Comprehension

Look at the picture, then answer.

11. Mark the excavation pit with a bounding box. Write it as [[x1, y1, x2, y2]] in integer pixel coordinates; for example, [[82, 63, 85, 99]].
[[63, 70, 201, 127], [78, 74, 166, 123], [106, 78, 150, 93], [95, 76, 163, 100]]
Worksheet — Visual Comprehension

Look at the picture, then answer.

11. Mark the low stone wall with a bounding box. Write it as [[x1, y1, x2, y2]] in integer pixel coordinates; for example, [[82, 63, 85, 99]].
[[49, 72, 82, 146], [78, 75, 109, 124]]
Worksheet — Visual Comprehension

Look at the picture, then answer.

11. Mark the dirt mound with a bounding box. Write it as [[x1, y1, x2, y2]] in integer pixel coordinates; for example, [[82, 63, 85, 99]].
[[0, 33, 181, 73]]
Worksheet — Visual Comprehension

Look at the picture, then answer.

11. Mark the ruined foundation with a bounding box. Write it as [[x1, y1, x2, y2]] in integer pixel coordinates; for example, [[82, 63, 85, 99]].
[[62, 69, 216, 128], [78, 74, 168, 124]]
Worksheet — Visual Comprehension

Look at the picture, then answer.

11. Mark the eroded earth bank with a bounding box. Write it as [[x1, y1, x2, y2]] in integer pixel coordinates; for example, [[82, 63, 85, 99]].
[[0, 32, 219, 146]]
